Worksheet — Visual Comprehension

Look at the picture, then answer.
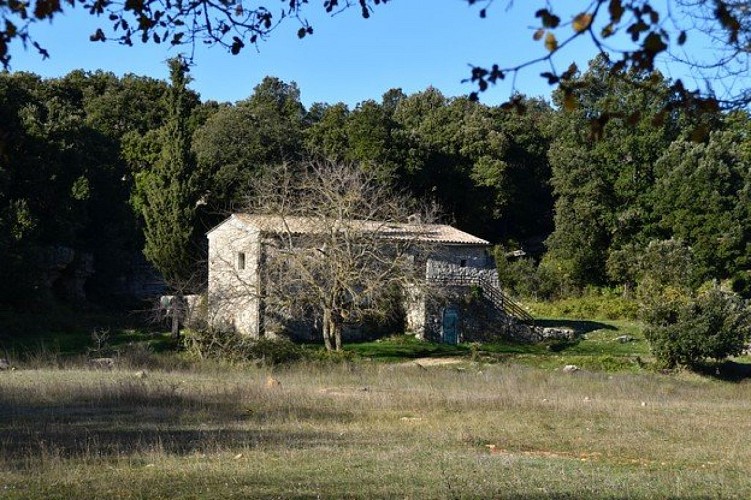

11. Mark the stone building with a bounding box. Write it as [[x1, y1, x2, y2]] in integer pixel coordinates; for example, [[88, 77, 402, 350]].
[[207, 213, 534, 343]]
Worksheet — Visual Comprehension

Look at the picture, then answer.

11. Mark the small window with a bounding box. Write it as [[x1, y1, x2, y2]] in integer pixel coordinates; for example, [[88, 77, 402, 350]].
[[237, 252, 246, 270], [460, 259, 467, 268]]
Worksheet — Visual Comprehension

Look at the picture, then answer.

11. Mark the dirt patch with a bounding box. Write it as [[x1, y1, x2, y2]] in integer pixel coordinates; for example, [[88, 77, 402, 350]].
[[407, 357, 468, 367], [486, 444, 603, 462], [318, 386, 372, 397]]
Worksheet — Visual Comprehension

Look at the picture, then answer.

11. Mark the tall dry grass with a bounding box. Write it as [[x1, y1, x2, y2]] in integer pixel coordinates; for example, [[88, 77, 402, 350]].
[[1, 360, 750, 498]]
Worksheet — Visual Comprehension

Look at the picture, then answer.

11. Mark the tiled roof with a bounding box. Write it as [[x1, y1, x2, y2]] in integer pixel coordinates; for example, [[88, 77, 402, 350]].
[[210, 213, 489, 246]]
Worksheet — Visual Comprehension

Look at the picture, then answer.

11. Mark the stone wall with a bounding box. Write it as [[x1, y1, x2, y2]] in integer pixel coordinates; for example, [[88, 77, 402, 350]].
[[111, 253, 166, 300], [419, 285, 507, 343], [419, 285, 557, 344], [425, 245, 496, 282], [207, 219, 262, 336], [206, 226, 552, 345], [408, 244, 498, 339]]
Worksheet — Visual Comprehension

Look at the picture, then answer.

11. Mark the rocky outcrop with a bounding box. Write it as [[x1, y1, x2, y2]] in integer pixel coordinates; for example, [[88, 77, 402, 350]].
[[38, 246, 94, 304]]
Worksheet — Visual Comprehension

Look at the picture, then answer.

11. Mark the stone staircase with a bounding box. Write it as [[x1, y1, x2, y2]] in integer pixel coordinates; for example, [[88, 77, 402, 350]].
[[427, 273, 535, 325]]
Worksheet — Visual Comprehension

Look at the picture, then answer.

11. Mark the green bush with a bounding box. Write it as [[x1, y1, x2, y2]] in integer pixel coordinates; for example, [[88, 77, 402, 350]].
[[528, 289, 639, 320], [493, 246, 577, 300], [643, 287, 751, 368], [536, 255, 577, 300]]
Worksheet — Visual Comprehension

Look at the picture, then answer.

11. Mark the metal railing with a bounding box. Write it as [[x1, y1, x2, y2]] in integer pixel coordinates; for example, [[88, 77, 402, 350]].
[[427, 274, 535, 324]]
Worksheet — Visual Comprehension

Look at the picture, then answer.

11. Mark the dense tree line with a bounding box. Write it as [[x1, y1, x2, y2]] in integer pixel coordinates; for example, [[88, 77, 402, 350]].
[[1, 57, 750, 317]]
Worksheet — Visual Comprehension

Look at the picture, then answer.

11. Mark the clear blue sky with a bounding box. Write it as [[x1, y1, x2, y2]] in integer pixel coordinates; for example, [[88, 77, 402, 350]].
[[6, 1, 697, 107]]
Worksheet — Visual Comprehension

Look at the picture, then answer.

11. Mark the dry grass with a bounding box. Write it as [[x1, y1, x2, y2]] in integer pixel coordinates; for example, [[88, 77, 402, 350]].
[[1, 361, 751, 498]]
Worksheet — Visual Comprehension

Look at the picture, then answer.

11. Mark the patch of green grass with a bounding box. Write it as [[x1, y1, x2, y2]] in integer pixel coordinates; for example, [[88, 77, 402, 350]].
[[344, 335, 469, 360], [0, 308, 173, 362], [339, 319, 652, 373]]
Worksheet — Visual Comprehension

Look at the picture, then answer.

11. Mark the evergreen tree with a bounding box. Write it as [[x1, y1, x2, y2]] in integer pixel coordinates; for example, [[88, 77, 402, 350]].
[[546, 57, 684, 286], [133, 58, 200, 335], [652, 115, 751, 281]]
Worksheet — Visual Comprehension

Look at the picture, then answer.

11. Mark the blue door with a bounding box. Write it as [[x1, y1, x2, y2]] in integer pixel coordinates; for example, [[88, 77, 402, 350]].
[[442, 307, 460, 345]]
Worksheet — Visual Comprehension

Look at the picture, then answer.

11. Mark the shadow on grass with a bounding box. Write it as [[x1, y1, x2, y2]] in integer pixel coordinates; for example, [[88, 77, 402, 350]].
[[0, 427, 348, 464], [343, 336, 468, 360], [534, 319, 618, 336], [694, 360, 751, 382], [0, 387, 356, 464]]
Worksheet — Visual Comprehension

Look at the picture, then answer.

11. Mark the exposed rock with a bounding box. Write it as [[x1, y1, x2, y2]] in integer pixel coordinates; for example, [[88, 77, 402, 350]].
[[616, 335, 635, 343], [540, 327, 576, 341], [562, 364, 580, 374], [507, 325, 577, 343], [38, 246, 95, 304], [88, 357, 115, 369]]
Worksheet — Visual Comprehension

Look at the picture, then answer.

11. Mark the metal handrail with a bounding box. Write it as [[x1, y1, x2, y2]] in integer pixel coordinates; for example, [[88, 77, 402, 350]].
[[427, 274, 535, 324]]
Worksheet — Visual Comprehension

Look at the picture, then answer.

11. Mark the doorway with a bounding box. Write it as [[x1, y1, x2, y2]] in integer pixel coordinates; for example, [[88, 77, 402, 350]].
[[441, 306, 460, 344]]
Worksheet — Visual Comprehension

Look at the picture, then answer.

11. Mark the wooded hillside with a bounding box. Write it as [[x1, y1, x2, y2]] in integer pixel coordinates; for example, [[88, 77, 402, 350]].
[[2, 56, 750, 316]]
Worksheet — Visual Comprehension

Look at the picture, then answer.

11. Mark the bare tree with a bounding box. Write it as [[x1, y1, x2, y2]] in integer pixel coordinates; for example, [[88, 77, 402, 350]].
[[246, 161, 438, 351]]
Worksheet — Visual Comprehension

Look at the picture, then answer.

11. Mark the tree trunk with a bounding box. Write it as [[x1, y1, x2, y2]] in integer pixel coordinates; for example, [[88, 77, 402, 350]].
[[322, 308, 333, 351], [333, 319, 342, 351]]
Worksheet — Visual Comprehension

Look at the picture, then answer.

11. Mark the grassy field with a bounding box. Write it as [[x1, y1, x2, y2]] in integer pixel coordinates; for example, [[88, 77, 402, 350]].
[[2, 354, 751, 498], [2, 303, 750, 498]]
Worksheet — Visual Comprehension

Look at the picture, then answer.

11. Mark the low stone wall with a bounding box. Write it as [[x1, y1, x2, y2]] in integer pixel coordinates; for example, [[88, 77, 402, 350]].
[[419, 285, 575, 344], [159, 294, 208, 330]]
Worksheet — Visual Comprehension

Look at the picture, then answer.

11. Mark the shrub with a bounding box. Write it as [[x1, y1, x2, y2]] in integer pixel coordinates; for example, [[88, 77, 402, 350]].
[[495, 248, 539, 297], [536, 255, 577, 300], [182, 328, 303, 365], [643, 287, 751, 368], [528, 288, 639, 320], [245, 336, 305, 365]]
